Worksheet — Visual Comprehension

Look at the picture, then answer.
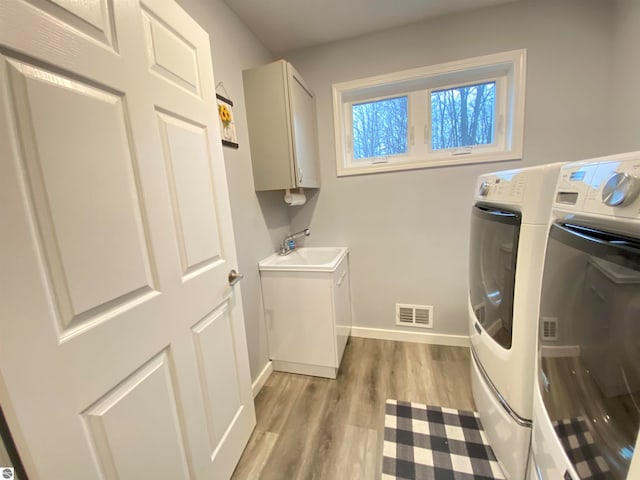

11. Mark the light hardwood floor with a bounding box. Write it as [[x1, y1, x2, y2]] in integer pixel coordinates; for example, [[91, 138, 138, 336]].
[[231, 337, 475, 480]]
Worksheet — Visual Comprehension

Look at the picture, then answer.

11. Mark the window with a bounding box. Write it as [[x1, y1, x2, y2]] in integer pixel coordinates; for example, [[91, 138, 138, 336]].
[[430, 81, 496, 151], [352, 96, 408, 160], [332, 50, 526, 176]]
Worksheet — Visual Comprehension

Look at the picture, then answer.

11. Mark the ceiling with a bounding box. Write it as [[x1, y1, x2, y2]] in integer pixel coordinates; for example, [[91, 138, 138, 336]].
[[223, 0, 520, 55]]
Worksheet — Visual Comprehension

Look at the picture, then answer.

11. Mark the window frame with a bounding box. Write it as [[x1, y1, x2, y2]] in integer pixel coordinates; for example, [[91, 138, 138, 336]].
[[332, 50, 526, 176]]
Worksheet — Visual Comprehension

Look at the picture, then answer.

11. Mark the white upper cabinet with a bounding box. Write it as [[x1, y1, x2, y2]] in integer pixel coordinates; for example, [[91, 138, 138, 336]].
[[243, 60, 320, 191]]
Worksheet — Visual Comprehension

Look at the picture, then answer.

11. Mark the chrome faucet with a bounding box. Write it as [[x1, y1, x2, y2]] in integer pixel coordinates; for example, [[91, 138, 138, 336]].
[[279, 228, 310, 255]]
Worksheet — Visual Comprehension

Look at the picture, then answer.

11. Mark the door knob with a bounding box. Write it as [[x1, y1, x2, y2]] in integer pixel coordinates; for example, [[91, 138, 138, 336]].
[[228, 269, 244, 286]]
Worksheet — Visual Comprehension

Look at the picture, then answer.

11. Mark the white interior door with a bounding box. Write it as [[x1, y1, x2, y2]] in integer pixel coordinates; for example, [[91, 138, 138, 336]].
[[0, 0, 255, 478]]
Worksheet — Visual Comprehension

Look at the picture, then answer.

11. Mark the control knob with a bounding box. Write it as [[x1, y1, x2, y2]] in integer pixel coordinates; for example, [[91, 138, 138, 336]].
[[478, 181, 490, 197], [601, 172, 640, 207]]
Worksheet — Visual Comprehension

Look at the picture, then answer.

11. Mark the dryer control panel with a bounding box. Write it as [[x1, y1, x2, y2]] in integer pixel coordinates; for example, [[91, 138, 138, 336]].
[[555, 154, 640, 219], [475, 170, 526, 204]]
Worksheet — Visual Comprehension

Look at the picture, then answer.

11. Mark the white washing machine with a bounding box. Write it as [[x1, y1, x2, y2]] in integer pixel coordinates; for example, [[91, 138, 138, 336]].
[[530, 152, 640, 480], [469, 162, 564, 479]]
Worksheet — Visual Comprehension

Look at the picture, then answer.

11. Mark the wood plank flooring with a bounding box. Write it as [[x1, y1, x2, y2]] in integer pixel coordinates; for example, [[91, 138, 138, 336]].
[[231, 337, 475, 480]]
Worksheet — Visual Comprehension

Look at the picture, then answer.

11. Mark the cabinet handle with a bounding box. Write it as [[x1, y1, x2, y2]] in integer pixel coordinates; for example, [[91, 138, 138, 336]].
[[337, 271, 347, 287], [298, 168, 303, 183]]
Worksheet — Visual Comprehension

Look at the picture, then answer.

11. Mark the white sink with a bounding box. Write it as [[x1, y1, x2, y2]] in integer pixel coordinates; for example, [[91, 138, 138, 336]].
[[258, 247, 348, 272]]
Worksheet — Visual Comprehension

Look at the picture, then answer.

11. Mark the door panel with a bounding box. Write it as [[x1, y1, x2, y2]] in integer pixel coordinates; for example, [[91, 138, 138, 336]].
[[192, 303, 243, 449], [24, 0, 117, 49], [141, 7, 201, 95], [7, 58, 156, 328], [43, 0, 109, 32], [0, 0, 255, 478], [83, 351, 191, 480], [157, 111, 222, 276]]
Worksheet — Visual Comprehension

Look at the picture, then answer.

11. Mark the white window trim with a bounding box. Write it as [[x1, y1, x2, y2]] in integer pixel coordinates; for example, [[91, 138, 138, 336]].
[[332, 49, 526, 177]]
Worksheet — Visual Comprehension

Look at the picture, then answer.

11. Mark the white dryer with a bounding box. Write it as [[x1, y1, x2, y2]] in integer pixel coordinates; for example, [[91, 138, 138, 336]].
[[469, 162, 564, 479], [530, 152, 640, 480]]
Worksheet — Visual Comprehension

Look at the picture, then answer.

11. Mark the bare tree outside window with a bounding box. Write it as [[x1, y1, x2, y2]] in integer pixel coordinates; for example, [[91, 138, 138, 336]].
[[352, 83, 495, 162], [352, 96, 408, 160], [431, 81, 496, 150]]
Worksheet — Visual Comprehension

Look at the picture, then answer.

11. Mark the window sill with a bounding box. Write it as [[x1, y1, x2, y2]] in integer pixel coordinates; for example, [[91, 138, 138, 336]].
[[336, 150, 522, 177]]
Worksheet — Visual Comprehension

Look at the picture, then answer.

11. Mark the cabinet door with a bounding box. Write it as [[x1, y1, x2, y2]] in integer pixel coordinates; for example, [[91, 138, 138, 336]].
[[288, 66, 320, 188], [333, 259, 352, 366], [243, 61, 295, 191], [262, 274, 335, 368]]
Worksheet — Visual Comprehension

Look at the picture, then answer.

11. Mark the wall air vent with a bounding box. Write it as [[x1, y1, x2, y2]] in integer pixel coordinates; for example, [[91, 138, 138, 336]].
[[396, 304, 433, 329], [542, 317, 558, 340]]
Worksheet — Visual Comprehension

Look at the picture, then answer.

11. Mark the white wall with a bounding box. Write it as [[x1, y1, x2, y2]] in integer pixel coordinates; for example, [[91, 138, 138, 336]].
[[284, 0, 616, 336], [611, 0, 640, 152], [176, 0, 288, 382]]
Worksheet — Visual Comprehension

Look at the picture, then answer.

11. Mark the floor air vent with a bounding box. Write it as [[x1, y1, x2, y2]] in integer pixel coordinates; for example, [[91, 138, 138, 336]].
[[542, 317, 558, 340], [396, 304, 433, 329]]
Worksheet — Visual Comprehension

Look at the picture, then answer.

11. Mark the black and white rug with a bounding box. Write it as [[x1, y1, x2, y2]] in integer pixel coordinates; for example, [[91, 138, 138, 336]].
[[553, 416, 610, 480], [383, 400, 505, 480]]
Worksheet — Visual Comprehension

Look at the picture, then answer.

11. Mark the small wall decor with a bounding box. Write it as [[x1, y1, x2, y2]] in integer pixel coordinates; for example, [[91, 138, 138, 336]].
[[215, 81, 238, 149]]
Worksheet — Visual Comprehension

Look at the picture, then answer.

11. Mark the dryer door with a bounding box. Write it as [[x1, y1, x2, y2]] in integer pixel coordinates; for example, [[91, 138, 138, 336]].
[[538, 222, 640, 480], [469, 204, 521, 349]]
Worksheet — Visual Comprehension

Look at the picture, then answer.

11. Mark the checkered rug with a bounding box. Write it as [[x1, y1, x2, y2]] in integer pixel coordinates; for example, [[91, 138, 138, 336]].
[[383, 400, 505, 480], [553, 416, 610, 480]]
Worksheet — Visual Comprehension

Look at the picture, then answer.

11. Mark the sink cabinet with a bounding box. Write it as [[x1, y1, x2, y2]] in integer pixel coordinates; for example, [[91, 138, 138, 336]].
[[243, 60, 320, 191], [259, 252, 352, 378]]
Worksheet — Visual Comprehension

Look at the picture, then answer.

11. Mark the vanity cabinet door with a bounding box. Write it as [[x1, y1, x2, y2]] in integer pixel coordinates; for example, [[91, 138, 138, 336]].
[[261, 272, 336, 373], [332, 257, 352, 366]]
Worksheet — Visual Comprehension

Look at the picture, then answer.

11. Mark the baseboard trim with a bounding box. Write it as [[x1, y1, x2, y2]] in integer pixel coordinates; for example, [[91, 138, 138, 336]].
[[540, 345, 581, 358], [271, 360, 337, 379], [350, 326, 469, 347], [252, 361, 273, 398]]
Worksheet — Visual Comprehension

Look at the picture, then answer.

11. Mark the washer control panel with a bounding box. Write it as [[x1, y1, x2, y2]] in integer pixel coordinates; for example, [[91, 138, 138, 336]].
[[475, 171, 526, 203], [555, 155, 640, 219]]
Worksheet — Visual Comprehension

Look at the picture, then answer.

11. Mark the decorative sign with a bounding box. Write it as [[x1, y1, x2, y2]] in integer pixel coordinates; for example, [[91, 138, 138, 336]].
[[216, 93, 238, 149]]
